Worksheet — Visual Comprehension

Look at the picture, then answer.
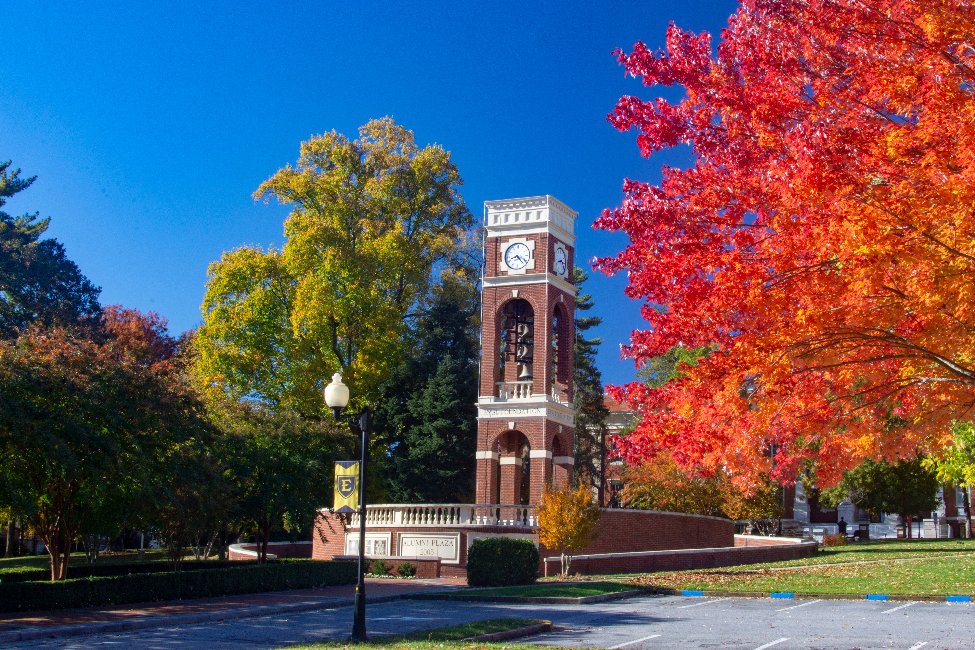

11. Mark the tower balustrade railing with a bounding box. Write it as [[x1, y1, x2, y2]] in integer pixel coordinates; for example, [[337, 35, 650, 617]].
[[496, 381, 533, 400]]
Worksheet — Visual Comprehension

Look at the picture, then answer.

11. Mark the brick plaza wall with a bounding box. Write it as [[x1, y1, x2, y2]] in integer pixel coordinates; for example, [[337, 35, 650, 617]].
[[312, 509, 538, 577], [735, 535, 805, 547], [554, 509, 734, 560], [228, 541, 313, 560], [549, 539, 817, 576], [312, 510, 349, 560], [311, 507, 738, 578]]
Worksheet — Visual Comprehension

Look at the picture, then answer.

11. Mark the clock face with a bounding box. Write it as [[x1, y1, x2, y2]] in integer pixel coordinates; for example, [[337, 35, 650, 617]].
[[504, 242, 531, 270], [554, 245, 568, 277]]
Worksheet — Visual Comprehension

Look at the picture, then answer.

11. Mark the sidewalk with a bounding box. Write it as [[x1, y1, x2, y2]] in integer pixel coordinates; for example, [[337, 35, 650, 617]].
[[0, 576, 466, 644]]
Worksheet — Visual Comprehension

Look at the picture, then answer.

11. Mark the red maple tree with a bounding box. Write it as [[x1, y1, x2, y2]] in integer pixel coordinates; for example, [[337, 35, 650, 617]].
[[597, 0, 975, 487]]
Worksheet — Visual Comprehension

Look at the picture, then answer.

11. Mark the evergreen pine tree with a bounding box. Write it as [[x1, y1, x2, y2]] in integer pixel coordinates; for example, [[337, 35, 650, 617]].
[[0, 161, 101, 338], [573, 267, 609, 504], [374, 275, 479, 502]]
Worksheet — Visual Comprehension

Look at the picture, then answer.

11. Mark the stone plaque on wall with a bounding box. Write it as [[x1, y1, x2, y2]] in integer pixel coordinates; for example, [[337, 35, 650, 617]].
[[398, 533, 461, 564], [345, 532, 391, 557]]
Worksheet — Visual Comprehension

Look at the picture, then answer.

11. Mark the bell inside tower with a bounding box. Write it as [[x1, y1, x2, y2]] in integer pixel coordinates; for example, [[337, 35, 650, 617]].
[[499, 299, 534, 381]]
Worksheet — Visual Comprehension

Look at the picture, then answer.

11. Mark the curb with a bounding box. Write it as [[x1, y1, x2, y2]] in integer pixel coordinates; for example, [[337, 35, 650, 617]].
[[653, 587, 973, 603], [0, 594, 408, 644], [465, 620, 552, 642], [408, 588, 650, 605], [408, 586, 975, 606]]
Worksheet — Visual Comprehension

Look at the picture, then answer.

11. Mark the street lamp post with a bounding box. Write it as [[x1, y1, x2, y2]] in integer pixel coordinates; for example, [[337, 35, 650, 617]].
[[324, 373, 370, 643]]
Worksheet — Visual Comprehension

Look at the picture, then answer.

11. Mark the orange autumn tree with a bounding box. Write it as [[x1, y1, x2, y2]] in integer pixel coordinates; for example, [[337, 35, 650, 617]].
[[597, 0, 975, 489], [536, 483, 600, 576]]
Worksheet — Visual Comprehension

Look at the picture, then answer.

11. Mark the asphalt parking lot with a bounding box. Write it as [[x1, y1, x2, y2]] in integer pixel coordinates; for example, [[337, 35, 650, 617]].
[[14, 594, 975, 649]]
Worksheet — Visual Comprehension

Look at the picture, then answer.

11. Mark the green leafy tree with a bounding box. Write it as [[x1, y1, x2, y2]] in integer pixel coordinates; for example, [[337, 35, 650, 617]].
[[0, 161, 101, 338], [196, 119, 473, 414], [926, 421, 975, 537], [376, 274, 479, 503], [216, 404, 348, 562], [142, 427, 235, 567], [573, 267, 609, 503], [822, 457, 940, 538], [0, 308, 205, 580]]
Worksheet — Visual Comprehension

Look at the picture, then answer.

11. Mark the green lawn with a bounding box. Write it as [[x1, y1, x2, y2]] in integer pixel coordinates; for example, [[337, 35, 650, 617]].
[[626, 539, 975, 596], [0, 555, 51, 571], [402, 618, 546, 642], [0, 549, 171, 571], [290, 618, 547, 649]]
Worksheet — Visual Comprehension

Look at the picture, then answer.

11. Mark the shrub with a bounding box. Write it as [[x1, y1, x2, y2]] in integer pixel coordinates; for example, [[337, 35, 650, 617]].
[[369, 559, 391, 576], [397, 562, 417, 578], [823, 533, 848, 547], [0, 560, 236, 584], [0, 560, 356, 612], [466, 537, 538, 587]]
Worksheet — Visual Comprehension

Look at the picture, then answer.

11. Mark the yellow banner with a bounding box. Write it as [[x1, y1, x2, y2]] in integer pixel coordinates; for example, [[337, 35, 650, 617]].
[[333, 461, 360, 513]]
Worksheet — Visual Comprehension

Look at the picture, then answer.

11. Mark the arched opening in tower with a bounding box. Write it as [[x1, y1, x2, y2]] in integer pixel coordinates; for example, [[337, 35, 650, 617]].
[[498, 299, 535, 394], [495, 429, 531, 505]]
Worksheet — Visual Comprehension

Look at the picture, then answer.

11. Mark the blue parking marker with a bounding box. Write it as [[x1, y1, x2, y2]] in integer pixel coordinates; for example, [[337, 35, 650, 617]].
[[866, 594, 889, 601], [682, 590, 705, 597], [947, 595, 972, 603], [770, 592, 795, 599]]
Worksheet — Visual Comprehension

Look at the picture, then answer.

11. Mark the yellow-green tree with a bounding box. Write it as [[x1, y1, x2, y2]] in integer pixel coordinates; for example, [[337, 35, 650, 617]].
[[721, 477, 784, 536], [621, 451, 726, 517], [926, 422, 975, 537], [537, 483, 600, 576], [196, 118, 473, 413]]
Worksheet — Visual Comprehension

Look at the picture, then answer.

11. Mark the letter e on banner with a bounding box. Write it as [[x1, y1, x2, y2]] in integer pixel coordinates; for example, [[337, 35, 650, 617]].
[[333, 461, 359, 513]]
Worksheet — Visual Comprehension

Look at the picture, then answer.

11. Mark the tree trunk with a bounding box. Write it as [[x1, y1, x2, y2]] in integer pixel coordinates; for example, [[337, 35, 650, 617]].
[[964, 487, 973, 539], [218, 530, 227, 561], [5, 518, 15, 558], [597, 429, 606, 507], [259, 521, 271, 564], [203, 531, 218, 560], [45, 525, 73, 581]]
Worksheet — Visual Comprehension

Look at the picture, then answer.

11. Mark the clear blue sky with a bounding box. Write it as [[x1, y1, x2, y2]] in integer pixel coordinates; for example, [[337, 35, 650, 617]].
[[1, 1, 737, 387]]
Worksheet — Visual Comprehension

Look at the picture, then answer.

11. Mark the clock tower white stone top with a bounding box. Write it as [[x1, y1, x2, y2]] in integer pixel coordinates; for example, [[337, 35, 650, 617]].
[[484, 195, 576, 244]]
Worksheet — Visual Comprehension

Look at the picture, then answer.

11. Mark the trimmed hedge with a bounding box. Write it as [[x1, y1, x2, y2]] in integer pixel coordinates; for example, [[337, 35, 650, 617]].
[[0, 560, 357, 613], [0, 560, 237, 584], [466, 537, 538, 587]]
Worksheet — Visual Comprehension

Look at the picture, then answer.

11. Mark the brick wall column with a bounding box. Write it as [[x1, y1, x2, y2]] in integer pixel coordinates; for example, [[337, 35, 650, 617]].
[[475, 453, 499, 503], [529, 450, 553, 503], [553, 456, 573, 489], [499, 456, 522, 504]]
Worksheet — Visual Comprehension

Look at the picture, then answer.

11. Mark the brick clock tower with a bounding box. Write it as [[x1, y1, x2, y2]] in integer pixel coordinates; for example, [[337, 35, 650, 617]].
[[475, 195, 577, 506]]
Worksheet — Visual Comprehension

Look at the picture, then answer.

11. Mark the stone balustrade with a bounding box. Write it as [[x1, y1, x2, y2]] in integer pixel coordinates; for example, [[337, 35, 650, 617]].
[[496, 380, 533, 400], [348, 503, 537, 529]]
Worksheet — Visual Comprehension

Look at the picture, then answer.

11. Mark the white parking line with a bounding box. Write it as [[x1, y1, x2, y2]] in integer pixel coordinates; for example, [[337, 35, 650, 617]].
[[607, 633, 662, 648], [753, 638, 789, 650], [775, 599, 821, 612], [908, 643, 928, 650], [678, 597, 730, 609], [881, 601, 917, 615]]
